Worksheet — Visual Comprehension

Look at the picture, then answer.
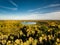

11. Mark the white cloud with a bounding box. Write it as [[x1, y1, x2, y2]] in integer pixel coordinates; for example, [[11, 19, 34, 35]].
[[0, 11, 60, 20], [9, 0, 18, 7], [28, 4, 60, 12], [42, 4, 60, 9], [0, 6, 17, 10]]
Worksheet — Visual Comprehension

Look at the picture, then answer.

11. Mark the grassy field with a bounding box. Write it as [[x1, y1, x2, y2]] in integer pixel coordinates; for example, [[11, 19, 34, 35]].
[[0, 20, 60, 34], [0, 20, 60, 45]]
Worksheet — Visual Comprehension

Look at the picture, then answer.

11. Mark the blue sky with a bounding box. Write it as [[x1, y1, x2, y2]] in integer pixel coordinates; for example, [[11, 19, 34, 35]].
[[0, 0, 60, 20]]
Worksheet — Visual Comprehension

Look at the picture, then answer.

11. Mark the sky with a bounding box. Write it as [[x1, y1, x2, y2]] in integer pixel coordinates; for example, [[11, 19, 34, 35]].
[[0, 0, 60, 20]]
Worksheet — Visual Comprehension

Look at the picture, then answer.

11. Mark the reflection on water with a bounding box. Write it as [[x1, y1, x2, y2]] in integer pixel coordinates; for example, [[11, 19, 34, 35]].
[[21, 22, 36, 24]]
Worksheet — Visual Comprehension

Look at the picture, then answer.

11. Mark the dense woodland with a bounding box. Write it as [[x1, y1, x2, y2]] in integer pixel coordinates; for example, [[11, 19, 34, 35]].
[[0, 20, 60, 45]]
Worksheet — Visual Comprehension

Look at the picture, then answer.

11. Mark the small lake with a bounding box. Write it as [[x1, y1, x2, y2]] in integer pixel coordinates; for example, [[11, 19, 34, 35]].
[[21, 22, 36, 24]]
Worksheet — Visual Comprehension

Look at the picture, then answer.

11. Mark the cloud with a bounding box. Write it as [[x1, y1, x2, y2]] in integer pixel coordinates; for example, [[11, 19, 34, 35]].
[[0, 6, 17, 10], [0, 11, 60, 20], [42, 4, 60, 8], [9, 0, 18, 7], [28, 4, 60, 12]]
